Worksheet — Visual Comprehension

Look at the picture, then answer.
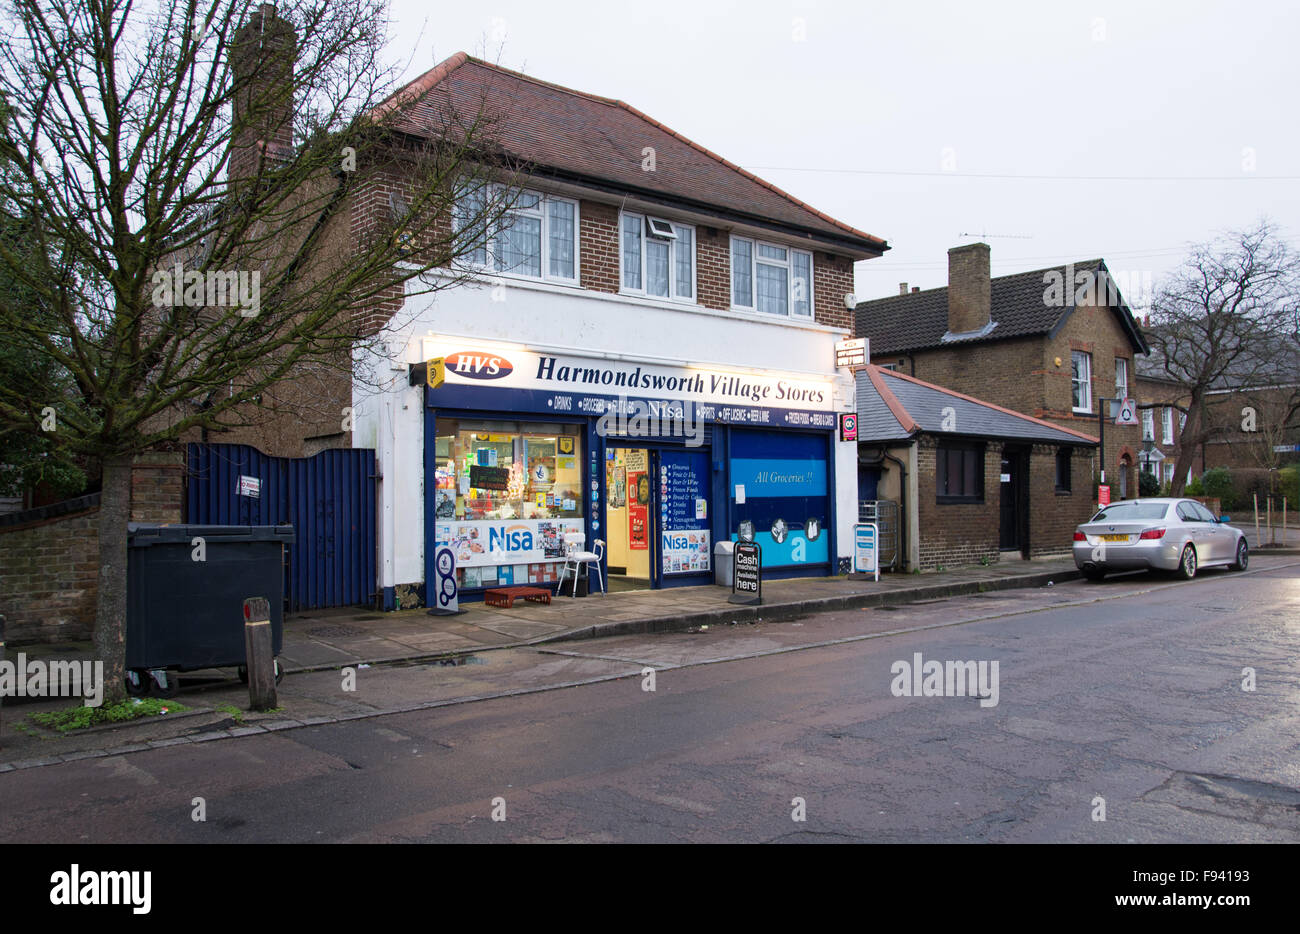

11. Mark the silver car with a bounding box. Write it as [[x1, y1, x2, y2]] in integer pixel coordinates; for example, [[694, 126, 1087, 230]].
[[1073, 498, 1248, 581]]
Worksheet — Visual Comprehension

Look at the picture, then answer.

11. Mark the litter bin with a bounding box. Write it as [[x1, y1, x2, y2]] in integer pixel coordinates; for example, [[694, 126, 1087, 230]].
[[125, 523, 295, 696], [714, 540, 736, 587]]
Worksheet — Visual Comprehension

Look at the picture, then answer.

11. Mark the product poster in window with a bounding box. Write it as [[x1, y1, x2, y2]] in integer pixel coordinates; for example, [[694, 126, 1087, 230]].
[[628, 470, 648, 550], [436, 518, 583, 568], [660, 450, 711, 573]]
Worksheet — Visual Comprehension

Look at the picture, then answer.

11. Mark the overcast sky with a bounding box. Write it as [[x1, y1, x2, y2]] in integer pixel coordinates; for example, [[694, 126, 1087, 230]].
[[385, 0, 1299, 312]]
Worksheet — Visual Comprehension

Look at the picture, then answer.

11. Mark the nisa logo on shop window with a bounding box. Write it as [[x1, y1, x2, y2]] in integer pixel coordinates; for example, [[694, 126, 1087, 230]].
[[662, 532, 692, 551], [489, 524, 534, 552], [445, 352, 514, 380]]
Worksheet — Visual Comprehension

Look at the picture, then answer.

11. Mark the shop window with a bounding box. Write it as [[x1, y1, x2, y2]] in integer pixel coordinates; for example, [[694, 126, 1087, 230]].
[[1055, 447, 1072, 492], [433, 420, 585, 588], [937, 442, 984, 503]]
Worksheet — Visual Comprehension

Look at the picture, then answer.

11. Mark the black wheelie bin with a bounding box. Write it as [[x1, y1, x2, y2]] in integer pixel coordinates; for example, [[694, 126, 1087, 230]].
[[125, 523, 295, 696]]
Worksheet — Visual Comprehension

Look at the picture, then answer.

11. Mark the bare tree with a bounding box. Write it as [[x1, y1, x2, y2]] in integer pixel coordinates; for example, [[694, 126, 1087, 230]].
[[1145, 221, 1300, 495], [0, 0, 521, 701]]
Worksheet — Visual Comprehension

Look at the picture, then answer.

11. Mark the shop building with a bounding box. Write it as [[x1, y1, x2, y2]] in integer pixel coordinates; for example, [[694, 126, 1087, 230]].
[[349, 55, 888, 606]]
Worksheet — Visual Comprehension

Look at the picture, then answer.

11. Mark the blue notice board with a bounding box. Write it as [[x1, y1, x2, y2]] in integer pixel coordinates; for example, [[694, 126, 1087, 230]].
[[660, 449, 711, 574]]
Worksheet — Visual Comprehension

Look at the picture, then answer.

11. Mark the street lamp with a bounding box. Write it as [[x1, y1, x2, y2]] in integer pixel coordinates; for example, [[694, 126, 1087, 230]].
[[1141, 430, 1155, 474]]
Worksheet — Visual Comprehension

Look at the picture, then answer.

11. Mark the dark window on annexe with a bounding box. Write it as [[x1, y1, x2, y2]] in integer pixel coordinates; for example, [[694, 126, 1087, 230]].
[[1056, 447, 1072, 492], [937, 442, 983, 503]]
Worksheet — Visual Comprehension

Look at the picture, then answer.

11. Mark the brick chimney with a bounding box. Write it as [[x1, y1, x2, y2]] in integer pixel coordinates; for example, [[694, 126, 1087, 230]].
[[947, 242, 991, 334], [899, 282, 908, 295], [228, 3, 297, 184]]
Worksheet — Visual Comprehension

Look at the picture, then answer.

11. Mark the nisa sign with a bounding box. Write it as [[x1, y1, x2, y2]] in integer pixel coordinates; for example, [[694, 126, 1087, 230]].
[[489, 524, 533, 553], [662, 532, 692, 551], [445, 351, 514, 380]]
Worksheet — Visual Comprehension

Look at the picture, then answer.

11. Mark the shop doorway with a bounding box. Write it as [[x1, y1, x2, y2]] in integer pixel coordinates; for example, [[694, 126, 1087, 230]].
[[605, 447, 653, 591], [604, 444, 713, 590]]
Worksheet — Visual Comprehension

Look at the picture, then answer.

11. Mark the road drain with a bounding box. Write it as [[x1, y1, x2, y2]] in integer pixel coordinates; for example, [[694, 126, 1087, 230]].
[[437, 655, 486, 667], [306, 624, 368, 638]]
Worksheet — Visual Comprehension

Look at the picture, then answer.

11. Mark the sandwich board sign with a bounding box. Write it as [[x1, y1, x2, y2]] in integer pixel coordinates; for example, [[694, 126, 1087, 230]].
[[728, 541, 762, 605], [854, 523, 879, 581]]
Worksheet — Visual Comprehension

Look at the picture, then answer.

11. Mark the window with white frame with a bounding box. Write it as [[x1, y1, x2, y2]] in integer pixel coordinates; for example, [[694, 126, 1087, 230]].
[[454, 185, 577, 283], [1114, 358, 1128, 398], [1162, 407, 1174, 444], [1141, 407, 1155, 442], [1163, 462, 1175, 486], [1071, 351, 1092, 413], [620, 213, 694, 301], [730, 236, 812, 317]]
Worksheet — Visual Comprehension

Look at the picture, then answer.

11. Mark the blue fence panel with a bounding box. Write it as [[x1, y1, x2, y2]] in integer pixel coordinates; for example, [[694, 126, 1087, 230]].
[[187, 444, 376, 611]]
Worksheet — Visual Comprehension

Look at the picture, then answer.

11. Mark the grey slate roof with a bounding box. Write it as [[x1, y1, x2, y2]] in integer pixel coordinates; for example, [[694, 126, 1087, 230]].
[[857, 259, 1149, 356], [856, 366, 1098, 446]]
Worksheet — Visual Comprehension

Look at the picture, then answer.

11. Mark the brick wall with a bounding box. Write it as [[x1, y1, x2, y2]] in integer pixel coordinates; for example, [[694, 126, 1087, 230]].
[[814, 253, 854, 331], [904, 336, 1047, 419], [579, 199, 619, 294], [0, 452, 185, 645], [1027, 444, 1094, 557], [914, 436, 1001, 570], [696, 226, 730, 311]]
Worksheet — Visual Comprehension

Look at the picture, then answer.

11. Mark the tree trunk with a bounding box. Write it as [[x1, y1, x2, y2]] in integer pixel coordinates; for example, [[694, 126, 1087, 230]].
[[94, 455, 132, 704], [1168, 398, 1203, 496]]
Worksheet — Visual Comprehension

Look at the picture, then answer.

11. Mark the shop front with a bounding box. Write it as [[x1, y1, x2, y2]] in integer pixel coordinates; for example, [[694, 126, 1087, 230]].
[[419, 337, 844, 597]]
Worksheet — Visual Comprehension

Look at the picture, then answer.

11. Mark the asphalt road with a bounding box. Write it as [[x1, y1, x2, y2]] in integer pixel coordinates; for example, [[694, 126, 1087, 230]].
[[2, 559, 1298, 843]]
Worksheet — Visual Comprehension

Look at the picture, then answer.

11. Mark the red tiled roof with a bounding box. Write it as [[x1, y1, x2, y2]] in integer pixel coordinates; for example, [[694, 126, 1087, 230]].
[[373, 55, 886, 255]]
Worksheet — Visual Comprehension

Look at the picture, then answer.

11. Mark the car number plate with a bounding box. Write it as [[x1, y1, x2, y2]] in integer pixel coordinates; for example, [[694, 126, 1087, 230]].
[[1101, 534, 1128, 542]]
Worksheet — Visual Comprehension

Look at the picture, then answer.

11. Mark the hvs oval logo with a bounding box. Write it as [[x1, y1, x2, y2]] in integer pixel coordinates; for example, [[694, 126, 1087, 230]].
[[445, 352, 513, 380]]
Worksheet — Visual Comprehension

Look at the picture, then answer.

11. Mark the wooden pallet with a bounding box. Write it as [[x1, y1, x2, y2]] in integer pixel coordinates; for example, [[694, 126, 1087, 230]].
[[483, 585, 554, 608]]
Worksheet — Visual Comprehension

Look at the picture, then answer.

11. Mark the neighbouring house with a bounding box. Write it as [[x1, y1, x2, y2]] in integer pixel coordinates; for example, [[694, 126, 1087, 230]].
[[855, 365, 1097, 571], [856, 243, 1150, 500], [1137, 331, 1299, 479], [213, 26, 889, 606], [1133, 364, 1190, 487]]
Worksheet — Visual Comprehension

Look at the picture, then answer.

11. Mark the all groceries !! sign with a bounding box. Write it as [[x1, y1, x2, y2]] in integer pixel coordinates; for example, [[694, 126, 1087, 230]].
[[421, 338, 840, 428]]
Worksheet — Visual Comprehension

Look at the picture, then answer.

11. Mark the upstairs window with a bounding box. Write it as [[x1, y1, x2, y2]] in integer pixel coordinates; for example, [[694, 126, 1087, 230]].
[[454, 185, 577, 283], [1142, 407, 1155, 441], [731, 236, 812, 317], [1071, 351, 1092, 413], [1162, 407, 1174, 444], [621, 213, 694, 301], [1114, 357, 1129, 398]]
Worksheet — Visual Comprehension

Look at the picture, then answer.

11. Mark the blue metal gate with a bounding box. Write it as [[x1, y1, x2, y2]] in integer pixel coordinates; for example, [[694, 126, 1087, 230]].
[[186, 444, 377, 612]]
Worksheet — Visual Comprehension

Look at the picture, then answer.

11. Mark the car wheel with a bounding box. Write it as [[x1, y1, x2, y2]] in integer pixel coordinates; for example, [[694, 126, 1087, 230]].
[[1231, 539, 1249, 571], [1175, 544, 1197, 580]]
